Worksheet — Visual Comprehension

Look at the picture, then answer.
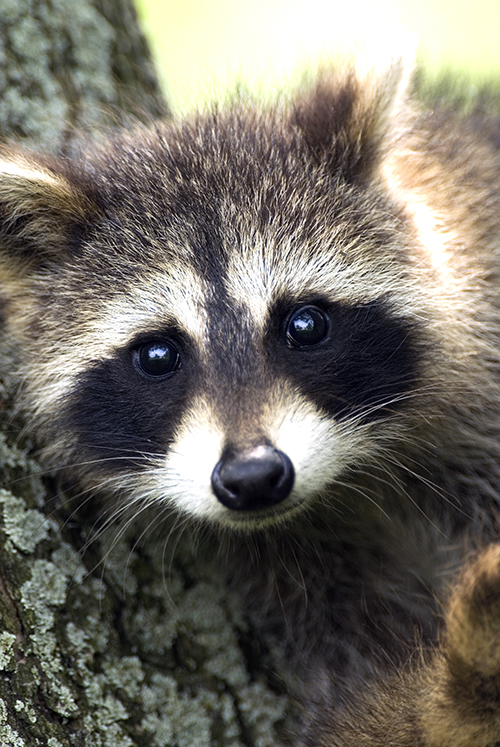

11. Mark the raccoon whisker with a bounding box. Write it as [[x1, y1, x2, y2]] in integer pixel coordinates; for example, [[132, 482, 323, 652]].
[[346, 388, 440, 423], [161, 511, 194, 572], [325, 478, 393, 522], [379, 453, 469, 513], [51, 467, 171, 542], [70, 495, 144, 556], [369, 440, 458, 490], [121, 511, 176, 594], [159, 513, 208, 600], [270, 532, 310, 597], [81, 498, 156, 583], [0, 451, 166, 492], [364, 462, 450, 536]]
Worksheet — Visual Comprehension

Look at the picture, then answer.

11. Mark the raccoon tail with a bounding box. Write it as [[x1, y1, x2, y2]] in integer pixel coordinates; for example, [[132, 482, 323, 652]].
[[309, 545, 500, 747]]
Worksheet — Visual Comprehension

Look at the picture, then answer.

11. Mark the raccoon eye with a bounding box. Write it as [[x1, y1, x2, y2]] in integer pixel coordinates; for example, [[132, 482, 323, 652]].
[[287, 306, 328, 347], [134, 340, 180, 378]]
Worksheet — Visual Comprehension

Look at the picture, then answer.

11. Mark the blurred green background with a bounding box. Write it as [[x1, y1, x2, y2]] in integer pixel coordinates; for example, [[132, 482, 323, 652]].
[[136, 0, 500, 113]]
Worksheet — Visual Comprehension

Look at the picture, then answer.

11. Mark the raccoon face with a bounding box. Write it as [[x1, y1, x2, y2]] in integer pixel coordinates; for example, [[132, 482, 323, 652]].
[[0, 61, 433, 530]]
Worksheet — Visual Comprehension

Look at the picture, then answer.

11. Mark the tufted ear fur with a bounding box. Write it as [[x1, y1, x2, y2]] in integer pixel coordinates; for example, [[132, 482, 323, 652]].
[[291, 57, 412, 182], [0, 149, 99, 275]]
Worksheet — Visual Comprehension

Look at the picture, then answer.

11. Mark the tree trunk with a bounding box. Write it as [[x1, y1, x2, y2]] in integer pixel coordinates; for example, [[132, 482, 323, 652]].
[[0, 2, 289, 744]]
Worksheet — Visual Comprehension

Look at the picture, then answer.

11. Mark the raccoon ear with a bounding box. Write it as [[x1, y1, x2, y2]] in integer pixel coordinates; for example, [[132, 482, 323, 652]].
[[0, 150, 97, 272], [291, 57, 411, 182]]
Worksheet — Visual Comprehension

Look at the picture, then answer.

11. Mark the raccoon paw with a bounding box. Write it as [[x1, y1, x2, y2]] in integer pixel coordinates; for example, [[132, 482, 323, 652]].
[[446, 543, 500, 679], [302, 549, 500, 747], [420, 544, 500, 747]]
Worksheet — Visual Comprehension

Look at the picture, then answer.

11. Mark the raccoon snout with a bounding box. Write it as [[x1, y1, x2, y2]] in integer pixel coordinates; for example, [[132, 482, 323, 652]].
[[211, 445, 295, 511]]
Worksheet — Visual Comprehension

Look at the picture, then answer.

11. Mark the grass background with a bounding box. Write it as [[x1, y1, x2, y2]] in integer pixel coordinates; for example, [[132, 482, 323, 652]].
[[135, 0, 500, 113]]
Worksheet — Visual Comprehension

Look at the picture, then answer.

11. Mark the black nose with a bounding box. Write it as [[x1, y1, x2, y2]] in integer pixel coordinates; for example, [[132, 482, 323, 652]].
[[211, 445, 295, 511]]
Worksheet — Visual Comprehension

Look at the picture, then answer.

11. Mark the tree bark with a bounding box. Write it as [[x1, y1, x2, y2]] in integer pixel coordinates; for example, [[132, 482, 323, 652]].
[[0, 2, 289, 745]]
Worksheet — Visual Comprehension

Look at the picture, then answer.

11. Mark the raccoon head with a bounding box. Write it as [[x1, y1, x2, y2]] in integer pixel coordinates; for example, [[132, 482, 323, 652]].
[[0, 60, 437, 530]]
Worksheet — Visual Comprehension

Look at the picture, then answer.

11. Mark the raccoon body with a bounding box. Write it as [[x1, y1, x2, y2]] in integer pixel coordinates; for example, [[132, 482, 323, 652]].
[[2, 60, 500, 745]]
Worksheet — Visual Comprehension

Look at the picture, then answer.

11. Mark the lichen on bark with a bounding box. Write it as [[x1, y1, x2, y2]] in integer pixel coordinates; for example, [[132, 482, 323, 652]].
[[0, 400, 289, 745], [0, 1, 291, 744], [0, 0, 166, 149]]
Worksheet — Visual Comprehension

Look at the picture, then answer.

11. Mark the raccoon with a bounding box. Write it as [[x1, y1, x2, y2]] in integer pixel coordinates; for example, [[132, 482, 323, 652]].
[[1, 57, 500, 746]]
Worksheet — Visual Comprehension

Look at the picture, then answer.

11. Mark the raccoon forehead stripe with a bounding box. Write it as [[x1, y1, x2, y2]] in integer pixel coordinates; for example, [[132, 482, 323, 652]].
[[223, 235, 353, 330], [223, 234, 420, 329], [92, 266, 208, 352]]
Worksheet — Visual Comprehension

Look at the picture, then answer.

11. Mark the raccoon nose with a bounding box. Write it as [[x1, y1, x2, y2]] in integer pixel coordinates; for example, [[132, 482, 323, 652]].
[[211, 445, 295, 511]]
